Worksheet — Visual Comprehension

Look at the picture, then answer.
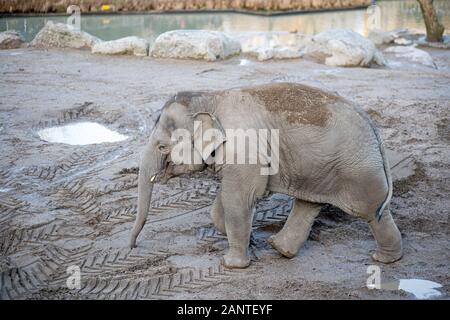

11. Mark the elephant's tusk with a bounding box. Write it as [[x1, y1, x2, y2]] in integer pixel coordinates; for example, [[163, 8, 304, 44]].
[[150, 175, 156, 182]]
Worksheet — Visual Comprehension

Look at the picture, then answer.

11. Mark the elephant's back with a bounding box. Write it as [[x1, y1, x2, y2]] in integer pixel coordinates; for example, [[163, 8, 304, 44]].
[[239, 82, 345, 128]]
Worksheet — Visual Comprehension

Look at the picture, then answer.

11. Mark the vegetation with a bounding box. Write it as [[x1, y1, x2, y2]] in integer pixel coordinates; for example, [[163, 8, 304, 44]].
[[0, 0, 371, 14]]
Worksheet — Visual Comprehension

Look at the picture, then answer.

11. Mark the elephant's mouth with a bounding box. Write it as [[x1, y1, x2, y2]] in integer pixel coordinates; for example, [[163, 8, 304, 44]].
[[152, 161, 209, 184], [148, 156, 171, 184], [153, 163, 173, 185], [205, 162, 223, 174]]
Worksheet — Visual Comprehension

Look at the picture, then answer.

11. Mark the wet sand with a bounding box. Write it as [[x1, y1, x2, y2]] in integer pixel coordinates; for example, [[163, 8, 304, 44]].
[[0, 47, 448, 299]]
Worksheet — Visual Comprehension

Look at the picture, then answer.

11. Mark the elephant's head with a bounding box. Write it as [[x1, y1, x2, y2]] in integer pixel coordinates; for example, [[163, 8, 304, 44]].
[[129, 92, 226, 248]]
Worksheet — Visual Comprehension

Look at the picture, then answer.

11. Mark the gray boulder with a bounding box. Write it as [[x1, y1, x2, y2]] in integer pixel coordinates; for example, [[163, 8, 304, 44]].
[[31, 21, 100, 50], [368, 29, 397, 46], [92, 36, 149, 56], [368, 29, 414, 46], [0, 31, 25, 49], [231, 31, 311, 61], [384, 46, 436, 68], [307, 29, 385, 67], [150, 30, 240, 61]]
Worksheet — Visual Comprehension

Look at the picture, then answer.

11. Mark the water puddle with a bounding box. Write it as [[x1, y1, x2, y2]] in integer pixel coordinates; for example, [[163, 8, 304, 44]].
[[239, 59, 252, 66], [398, 279, 443, 299], [37, 122, 128, 145], [372, 279, 443, 299]]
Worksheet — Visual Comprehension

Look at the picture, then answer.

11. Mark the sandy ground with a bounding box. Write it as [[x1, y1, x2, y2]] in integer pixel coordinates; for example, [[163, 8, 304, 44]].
[[0, 46, 448, 300]]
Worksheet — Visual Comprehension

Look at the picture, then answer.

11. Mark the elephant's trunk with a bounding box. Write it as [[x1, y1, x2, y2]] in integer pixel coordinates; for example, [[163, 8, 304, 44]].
[[129, 142, 159, 248]]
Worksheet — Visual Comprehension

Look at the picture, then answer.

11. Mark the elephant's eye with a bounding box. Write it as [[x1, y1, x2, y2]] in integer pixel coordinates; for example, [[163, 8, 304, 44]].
[[158, 144, 170, 154]]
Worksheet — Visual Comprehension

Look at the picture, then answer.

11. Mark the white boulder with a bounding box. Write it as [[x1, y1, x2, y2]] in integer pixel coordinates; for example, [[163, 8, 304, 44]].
[[231, 31, 310, 61], [0, 30, 25, 49], [368, 29, 415, 46], [92, 36, 149, 56], [384, 46, 436, 68], [307, 29, 385, 67], [150, 30, 241, 61], [393, 38, 413, 46], [368, 29, 396, 46], [31, 21, 101, 50]]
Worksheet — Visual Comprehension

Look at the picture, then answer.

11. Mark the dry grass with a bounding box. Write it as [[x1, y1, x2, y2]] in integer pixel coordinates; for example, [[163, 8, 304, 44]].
[[0, 0, 371, 14]]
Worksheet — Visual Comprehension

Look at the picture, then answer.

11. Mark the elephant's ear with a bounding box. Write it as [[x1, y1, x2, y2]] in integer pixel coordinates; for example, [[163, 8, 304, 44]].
[[192, 112, 226, 164]]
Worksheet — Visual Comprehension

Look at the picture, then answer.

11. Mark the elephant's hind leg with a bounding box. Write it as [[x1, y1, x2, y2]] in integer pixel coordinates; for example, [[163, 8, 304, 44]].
[[368, 208, 403, 263], [268, 199, 322, 258]]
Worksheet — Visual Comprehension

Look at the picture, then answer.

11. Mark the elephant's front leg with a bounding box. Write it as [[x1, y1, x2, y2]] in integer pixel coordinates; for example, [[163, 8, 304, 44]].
[[221, 165, 268, 269], [211, 189, 226, 235], [268, 199, 322, 258]]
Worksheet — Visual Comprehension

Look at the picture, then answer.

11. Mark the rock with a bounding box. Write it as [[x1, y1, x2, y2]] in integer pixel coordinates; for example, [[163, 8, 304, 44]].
[[393, 38, 413, 46], [416, 35, 450, 49], [368, 29, 416, 46], [384, 46, 436, 68], [31, 21, 101, 50], [271, 46, 304, 60], [307, 29, 385, 67], [92, 36, 149, 56], [368, 29, 396, 46], [231, 31, 310, 61], [0, 31, 25, 49], [150, 30, 240, 61]]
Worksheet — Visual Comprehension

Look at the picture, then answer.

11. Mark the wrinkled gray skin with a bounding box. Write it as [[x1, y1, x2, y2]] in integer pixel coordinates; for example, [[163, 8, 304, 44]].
[[130, 83, 402, 268]]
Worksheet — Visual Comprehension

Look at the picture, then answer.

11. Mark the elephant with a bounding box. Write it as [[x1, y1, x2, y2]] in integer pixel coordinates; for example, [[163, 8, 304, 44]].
[[129, 82, 403, 269]]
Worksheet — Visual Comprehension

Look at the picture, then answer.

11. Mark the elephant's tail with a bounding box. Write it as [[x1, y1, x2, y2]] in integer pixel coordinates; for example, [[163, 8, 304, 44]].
[[375, 137, 393, 221]]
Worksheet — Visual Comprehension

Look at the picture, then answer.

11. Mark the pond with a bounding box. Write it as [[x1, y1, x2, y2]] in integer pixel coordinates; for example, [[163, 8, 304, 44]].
[[1, 0, 449, 42]]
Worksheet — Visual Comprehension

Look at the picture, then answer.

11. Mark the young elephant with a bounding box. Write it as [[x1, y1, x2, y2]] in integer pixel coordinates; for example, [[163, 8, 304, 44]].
[[130, 83, 403, 268]]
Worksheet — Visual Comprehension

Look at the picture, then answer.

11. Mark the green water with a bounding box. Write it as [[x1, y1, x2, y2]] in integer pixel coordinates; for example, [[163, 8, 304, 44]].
[[1, 0, 449, 42]]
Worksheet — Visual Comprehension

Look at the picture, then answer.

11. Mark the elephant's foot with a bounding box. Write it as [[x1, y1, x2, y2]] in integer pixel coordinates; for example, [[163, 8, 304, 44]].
[[223, 251, 250, 269], [267, 234, 299, 258], [369, 209, 403, 264], [268, 199, 321, 258], [372, 249, 402, 264]]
